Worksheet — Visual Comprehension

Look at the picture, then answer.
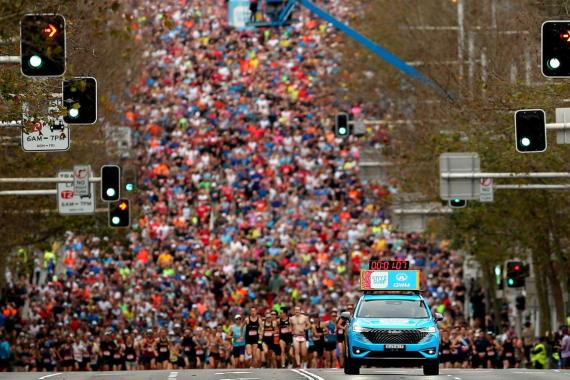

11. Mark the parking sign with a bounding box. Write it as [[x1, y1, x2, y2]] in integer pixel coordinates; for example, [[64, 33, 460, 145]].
[[57, 171, 95, 215]]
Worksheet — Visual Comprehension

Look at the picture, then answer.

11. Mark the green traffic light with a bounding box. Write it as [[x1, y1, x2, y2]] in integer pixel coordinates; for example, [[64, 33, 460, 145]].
[[125, 183, 134, 192], [339, 127, 347, 135], [111, 216, 121, 225], [507, 278, 514, 286]]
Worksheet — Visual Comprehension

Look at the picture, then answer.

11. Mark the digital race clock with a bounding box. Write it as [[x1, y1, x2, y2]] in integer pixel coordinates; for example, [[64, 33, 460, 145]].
[[368, 259, 410, 270]]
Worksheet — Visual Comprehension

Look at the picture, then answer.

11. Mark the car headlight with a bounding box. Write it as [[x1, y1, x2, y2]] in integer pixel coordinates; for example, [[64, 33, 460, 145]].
[[352, 325, 371, 333], [419, 326, 437, 333]]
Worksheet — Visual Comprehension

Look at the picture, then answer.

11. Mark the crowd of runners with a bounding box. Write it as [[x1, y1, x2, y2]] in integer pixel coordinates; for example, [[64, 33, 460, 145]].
[[1, 0, 570, 373]]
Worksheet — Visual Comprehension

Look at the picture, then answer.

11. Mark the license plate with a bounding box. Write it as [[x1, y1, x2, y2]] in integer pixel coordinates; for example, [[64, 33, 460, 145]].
[[385, 344, 405, 351]]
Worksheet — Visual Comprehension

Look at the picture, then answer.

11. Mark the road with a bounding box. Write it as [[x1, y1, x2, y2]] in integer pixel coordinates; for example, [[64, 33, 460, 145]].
[[1, 368, 568, 380]]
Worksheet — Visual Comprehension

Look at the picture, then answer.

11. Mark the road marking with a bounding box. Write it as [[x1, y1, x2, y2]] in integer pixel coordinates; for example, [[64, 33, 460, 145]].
[[291, 369, 315, 380], [219, 378, 259, 380], [38, 374, 63, 380], [168, 372, 178, 378], [299, 369, 325, 380], [454, 377, 462, 380], [216, 372, 253, 375]]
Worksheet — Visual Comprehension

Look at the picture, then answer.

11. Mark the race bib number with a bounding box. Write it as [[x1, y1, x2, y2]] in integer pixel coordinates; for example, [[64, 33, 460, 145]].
[[295, 336, 306, 342], [281, 328, 290, 333], [196, 350, 204, 355], [264, 332, 273, 337], [160, 347, 168, 352], [248, 331, 257, 336], [127, 354, 135, 360], [488, 351, 495, 355], [442, 350, 450, 355], [114, 354, 121, 359], [103, 351, 111, 356], [506, 352, 513, 357], [337, 329, 344, 334]]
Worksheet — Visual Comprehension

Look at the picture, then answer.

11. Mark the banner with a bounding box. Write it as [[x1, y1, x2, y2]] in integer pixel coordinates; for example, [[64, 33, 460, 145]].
[[228, 0, 254, 30], [360, 270, 420, 291]]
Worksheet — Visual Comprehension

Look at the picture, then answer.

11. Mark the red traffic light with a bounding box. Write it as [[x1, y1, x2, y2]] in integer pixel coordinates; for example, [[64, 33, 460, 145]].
[[513, 264, 521, 271], [44, 24, 57, 38]]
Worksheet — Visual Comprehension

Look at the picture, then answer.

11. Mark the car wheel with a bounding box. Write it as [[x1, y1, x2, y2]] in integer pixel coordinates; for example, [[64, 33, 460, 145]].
[[423, 359, 439, 376], [344, 344, 360, 375]]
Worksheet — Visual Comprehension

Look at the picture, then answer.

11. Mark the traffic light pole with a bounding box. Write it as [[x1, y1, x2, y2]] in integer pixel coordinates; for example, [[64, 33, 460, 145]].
[[441, 172, 570, 179], [0, 176, 102, 196], [495, 184, 570, 189], [0, 56, 20, 64], [0, 177, 101, 184]]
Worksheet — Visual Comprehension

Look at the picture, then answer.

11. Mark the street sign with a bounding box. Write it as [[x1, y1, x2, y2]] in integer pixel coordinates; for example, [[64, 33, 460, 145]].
[[439, 152, 481, 200], [57, 171, 95, 215], [21, 97, 70, 152], [555, 107, 570, 144], [73, 165, 90, 197], [480, 177, 494, 202]]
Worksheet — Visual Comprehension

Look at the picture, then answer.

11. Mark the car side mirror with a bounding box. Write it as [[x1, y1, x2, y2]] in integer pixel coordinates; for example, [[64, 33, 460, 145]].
[[434, 313, 444, 322], [340, 311, 351, 320]]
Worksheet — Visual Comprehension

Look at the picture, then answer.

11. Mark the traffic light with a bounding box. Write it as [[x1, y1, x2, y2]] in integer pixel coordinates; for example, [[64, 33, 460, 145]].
[[514, 109, 547, 153], [542, 21, 570, 77], [449, 199, 467, 208], [335, 113, 350, 137], [109, 199, 130, 228], [123, 167, 137, 192], [515, 295, 526, 311], [63, 77, 97, 124], [20, 14, 65, 77], [505, 260, 525, 288], [101, 165, 121, 202]]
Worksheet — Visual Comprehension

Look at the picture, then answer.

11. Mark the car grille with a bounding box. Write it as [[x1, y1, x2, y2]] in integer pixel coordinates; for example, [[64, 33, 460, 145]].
[[361, 329, 428, 344], [366, 351, 424, 359]]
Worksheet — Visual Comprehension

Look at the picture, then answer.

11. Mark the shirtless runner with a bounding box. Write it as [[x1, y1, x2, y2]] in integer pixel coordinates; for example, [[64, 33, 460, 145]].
[[290, 305, 310, 368]]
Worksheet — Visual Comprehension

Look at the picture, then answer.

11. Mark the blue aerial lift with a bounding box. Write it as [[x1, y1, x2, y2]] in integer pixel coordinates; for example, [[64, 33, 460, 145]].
[[245, 0, 453, 100]]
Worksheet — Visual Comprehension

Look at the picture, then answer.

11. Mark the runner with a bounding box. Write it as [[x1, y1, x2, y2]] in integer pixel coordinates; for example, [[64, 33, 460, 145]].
[[244, 306, 261, 368], [182, 328, 197, 369], [279, 307, 293, 368], [324, 310, 338, 368], [156, 329, 171, 370], [124, 335, 138, 371], [208, 327, 224, 369], [194, 328, 207, 369], [290, 305, 310, 368], [440, 330, 452, 368], [140, 329, 157, 370], [335, 308, 347, 367], [310, 314, 324, 368], [261, 310, 279, 368], [501, 334, 517, 368], [230, 314, 246, 368]]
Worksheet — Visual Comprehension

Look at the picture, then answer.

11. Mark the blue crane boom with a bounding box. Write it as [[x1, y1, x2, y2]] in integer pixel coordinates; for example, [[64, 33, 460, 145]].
[[247, 0, 453, 100]]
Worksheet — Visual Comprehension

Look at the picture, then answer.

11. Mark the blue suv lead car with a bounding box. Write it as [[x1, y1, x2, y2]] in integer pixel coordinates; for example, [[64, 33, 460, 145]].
[[344, 267, 443, 376]]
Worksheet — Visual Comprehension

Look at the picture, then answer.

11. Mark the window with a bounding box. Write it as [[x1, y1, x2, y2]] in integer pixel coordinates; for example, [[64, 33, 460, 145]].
[[357, 299, 429, 319]]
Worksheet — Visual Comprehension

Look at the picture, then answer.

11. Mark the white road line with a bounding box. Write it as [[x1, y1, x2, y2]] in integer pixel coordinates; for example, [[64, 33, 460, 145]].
[[454, 377, 462, 380], [219, 378, 259, 380], [299, 369, 325, 380], [168, 371, 179, 378], [291, 369, 315, 380], [38, 374, 63, 380]]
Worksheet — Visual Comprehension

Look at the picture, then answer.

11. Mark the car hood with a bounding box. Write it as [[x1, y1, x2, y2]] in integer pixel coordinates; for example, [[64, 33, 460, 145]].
[[354, 318, 434, 329]]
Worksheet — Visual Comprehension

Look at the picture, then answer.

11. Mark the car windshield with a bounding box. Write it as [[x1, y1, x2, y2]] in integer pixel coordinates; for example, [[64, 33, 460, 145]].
[[357, 299, 430, 319]]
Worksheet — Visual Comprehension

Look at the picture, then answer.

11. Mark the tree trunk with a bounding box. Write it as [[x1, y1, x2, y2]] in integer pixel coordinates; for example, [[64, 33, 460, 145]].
[[532, 250, 551, 335]]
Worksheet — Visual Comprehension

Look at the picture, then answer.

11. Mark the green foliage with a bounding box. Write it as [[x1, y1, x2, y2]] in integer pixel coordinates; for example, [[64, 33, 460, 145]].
[[0, 0, 143, 283]]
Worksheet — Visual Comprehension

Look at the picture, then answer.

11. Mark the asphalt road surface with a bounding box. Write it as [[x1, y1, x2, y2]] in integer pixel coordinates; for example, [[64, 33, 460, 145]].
[[0, 368, 568, 380]]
